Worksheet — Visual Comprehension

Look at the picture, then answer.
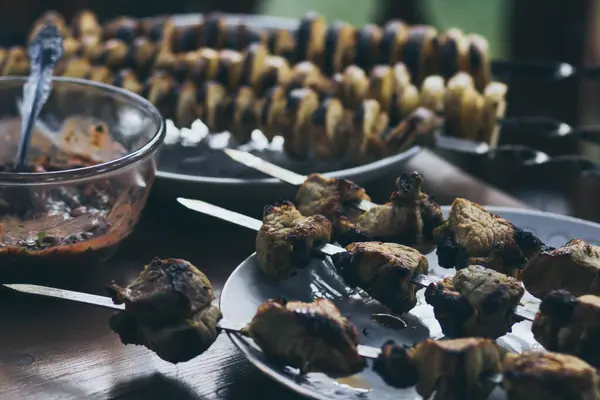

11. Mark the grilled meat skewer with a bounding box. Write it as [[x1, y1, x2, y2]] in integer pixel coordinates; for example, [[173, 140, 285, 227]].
[[532, 290, 600, 368], [522, 239, 600, 299], [374, 337, 504, 400], [176, 197, 536, 322], [434, 197, 546, 278]]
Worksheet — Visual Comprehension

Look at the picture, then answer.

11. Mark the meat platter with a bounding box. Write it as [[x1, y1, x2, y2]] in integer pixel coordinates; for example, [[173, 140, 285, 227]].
[[219, 205, 600, 400]]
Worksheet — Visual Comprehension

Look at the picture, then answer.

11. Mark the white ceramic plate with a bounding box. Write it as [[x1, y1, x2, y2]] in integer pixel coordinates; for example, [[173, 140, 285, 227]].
[[219, 206, 600, 400]]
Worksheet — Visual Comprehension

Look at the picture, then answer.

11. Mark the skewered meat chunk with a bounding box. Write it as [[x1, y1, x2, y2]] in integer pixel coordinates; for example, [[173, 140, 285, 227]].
[[88, 65, 113, 83], [348, 99, 389, 163], [435, 198, 545, 277], [283, 88, 320, 160], [354, 24, 382, 73], [257, 86, 287, 141], [420, 75, 446, 112], [56, 56, 92, 79], [196, 81, 228, 133], [374, 338, 503, 400], [532, 290, 600, 368], [141, 70, 178, 120], [478, 82, 507, 146], [402, 26, 439, 85], [104, 17, 140, 44], [425, 265, 524, 338], [2, 47, 30, 76], [96, 39, 130, 70], [296, 174, 370, 230], [295, 12, 327, 67], [502, 351, 600, 400], [322, 20, 356, 76], [438, 28, 470, 81], [337, 65, 369, 109], [106, 258, 223, 363], [389, 80, 420, 124], [385, 107, 440, 155], [379, 20, 408, 65], [467, 34, 491, 92], [71, 10, 102, 40], [113, 69, 142, 94], [200, 13, 226, 49], [522, 239, 600, 298], [244, 298, 365, 376], [256, 201, 332, 280], [130, 37, 157, 77], [216, 49, 244, 91], [267, 29, 296, 62], [240, 43, 268, 88], [340, 171, 444, 253], [332, 242, 429, 314], [254, 55, 290, 96], [367, 65, 394, 111]]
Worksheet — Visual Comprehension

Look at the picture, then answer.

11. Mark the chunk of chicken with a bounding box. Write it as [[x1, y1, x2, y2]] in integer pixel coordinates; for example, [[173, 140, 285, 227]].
[[339, 171, 444, 253], [295, 173, 370, 233], [244, 298, 365, 376], [522, 239, 600, 298], [106, 258, 222, 363], [256, 201, 332, 280], [374, 338, 503, 400], [503, 351, 600, 400], [332, 242, 429, 314], [425, 265, 524, 338], [533, 290, 600, 368], [435, 198, 545, 277]]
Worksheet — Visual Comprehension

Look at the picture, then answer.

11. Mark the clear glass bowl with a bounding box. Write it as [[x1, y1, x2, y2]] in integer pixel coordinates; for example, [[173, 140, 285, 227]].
[[0, 77, 164, 274]]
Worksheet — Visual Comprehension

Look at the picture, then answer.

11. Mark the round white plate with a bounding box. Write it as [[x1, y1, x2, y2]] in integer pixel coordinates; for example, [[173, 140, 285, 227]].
[[219, 206, 600, 400]]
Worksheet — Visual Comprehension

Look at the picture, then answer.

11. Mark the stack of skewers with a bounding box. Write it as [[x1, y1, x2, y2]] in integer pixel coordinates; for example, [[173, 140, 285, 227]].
[[3, 10, 508, 165]]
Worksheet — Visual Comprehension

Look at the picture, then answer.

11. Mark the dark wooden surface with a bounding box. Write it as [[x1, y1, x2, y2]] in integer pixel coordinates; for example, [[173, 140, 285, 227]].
[[0, 151, 532, 400]]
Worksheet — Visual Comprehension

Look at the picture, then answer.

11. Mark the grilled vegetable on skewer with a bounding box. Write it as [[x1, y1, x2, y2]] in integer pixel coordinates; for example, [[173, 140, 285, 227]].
[[332, 242, 429, 314], [434, 197, 546, 277], [374, 337, 504, 400], [502, 351, 600, 400], [256, 201, 332, 280], [425, 265, 525, 338], [243, 298, 365, 376], [532, 290, 600, 368], [105, 258, 223, 364], [522, 239, 600, 298], [175, 197, 536, 322]]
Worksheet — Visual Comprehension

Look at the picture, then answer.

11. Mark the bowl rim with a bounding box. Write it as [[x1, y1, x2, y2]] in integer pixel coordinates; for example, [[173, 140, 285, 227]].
[[0, 76, 166, 186]]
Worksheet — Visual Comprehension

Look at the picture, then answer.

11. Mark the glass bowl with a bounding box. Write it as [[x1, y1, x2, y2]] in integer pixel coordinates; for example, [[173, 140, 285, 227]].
[[0, 77, 164, 276]]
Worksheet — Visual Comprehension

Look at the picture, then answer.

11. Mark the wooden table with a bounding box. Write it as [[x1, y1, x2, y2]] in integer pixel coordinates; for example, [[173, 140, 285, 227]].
[[0, 152, 530, 400]]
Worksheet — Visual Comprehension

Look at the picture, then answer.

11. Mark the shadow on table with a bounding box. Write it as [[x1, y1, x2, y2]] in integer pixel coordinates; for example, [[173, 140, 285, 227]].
[[109, 373, 207, 400]]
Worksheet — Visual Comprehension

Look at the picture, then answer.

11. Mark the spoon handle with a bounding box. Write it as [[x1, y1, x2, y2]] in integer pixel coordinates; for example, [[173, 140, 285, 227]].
[[14, 24, 63, 170]]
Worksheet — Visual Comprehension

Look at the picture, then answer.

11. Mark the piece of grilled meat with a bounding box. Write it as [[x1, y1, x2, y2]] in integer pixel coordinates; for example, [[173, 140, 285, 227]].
[[503, 351, 600, 400], [244, 298, 365, 376], [374, 338, 504, 400], [339, 171, 444, 253], [295, 173, 371, 232], [106, 258, 222, 364], [332, 242, 429, 314], [256, 201, 332, 280], [522, 239, 600, 299], [532, 290, 600, 368], [425, 265, 524, 338], [435, 198, 545, 277]]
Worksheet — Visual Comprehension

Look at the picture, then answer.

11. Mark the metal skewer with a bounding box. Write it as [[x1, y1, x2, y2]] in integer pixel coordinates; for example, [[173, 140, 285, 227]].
[[223, 148, 377, 212], [176, 197, 536, 322]]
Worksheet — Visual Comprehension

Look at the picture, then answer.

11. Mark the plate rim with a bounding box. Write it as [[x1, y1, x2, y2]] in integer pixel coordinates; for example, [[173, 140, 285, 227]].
[[157, 145, 423, 185], [218, 206, 600, 399]]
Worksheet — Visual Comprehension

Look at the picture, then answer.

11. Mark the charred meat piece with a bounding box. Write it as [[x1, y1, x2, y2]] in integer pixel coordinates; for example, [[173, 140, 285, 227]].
[[239, 43, 268, 88], [188, 48, 220, 83], [286, 61, 330, 96], [106, 258, 223, 364], [215, 49, 244, 91], [104, 17, 140, 44], [503, 351, 600, 400], [254, 55, 291, 96], [153, 46, 178, 73], [1, 46, 30, 76], [438, 28, 470, 81], [420, 75, 446, 113], [88, 65, 113, 84], [478, 82, 507, 146], [374, 338, 503, 400], [174, 25, 201, 53], [367, 65, 395, 111], [175, 80, 201, 128], [295, 12, 327, 67], [56, 56, 92, 79], [523, 239, 600, 298], [533, 290, 600, 368], [322, 20, 356, 76], [435, 198, 545, 277], [200, 12, 226, 49], [130, 37, 157, 77], [425, 265, 524, 338], [196, 81, 228, 133], [255, 201, 331, 280], [389, 81, 420, 125], [62, 37, 82, 59], [71, 10, 102, 43], [333, 242, 429, 314], [354, 24, 382, 73], [282, 88, 320, 160], [296, 173, 371, 230], [379, 20, 408, 65], [245, 298, 365, 376], [385, 107, 440, 155], [224, 23, 267, 51], [95, 39, 131, 70], [348, 99, 389, 163], [113, 69, 143, 95], [341, 171, 444, 253]]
